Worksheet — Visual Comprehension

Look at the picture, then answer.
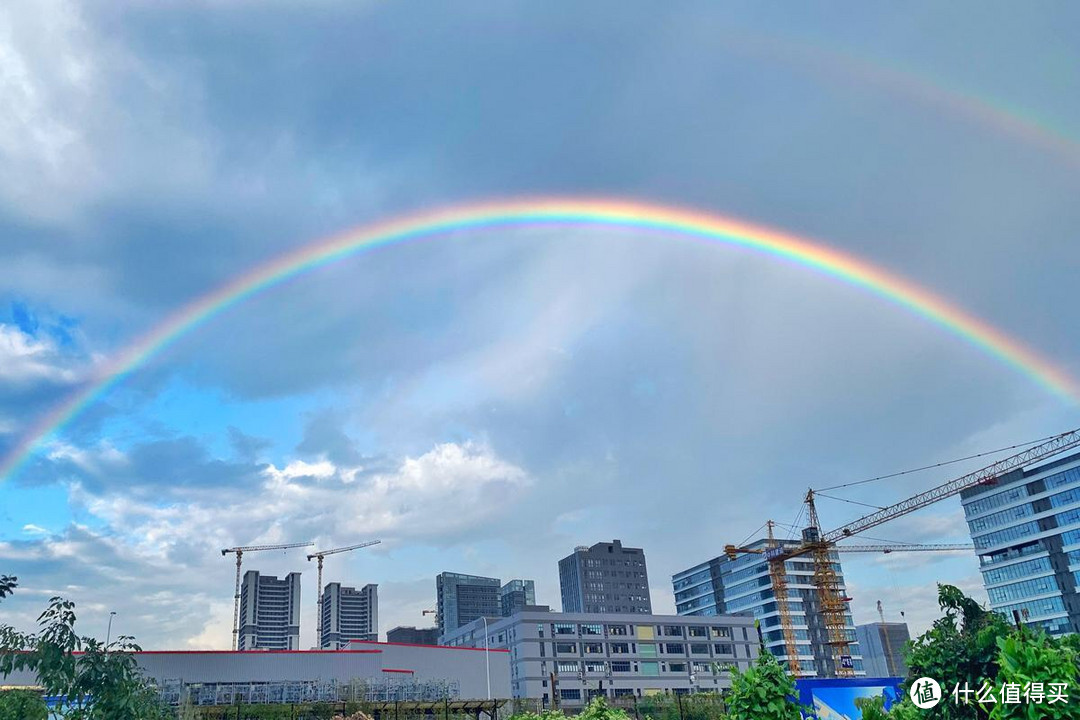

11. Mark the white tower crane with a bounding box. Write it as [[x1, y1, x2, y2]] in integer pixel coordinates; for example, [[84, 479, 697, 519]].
[[221, 541, 313, 650], [307, 540, 382, 646]]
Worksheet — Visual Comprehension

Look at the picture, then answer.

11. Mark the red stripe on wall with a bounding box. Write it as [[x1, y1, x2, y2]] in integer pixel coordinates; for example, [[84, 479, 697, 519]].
[[382, 668, 415, 674]]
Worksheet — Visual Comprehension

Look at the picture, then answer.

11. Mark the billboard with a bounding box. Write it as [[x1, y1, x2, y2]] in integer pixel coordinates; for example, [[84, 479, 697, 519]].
[[794, 677, 903, 720]]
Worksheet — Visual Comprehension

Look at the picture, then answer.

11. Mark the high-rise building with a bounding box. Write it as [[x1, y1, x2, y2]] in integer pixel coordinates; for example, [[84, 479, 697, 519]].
[[854, 622, 909, 678], [961, 451, 1080, 636], [441, 608, 759, 706], [500, 579, 536, 617], [436, 572, 501, 640], [672, 539, 865, 678], [320, 582, 378, 648], [387, 626, 440, 645], [238, 571, 302, 651], [559, 540, 651, 614]]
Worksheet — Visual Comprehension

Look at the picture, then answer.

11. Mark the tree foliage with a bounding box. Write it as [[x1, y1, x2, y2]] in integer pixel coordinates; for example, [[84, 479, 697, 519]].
[[885, 583, 1012, 719], [724, 651, 801, 720], [985, 629, 1079, 719], [0, 593, 171, 720], [0, 688, 48, 720]]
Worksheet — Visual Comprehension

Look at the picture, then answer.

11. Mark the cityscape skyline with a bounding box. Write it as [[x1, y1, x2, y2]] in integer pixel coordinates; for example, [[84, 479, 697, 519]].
[[2, 0, 1079, 656]]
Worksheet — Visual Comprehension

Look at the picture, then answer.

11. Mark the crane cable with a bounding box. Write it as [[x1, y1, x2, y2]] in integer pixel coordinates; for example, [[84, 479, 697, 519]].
[[815, 433, 1061, 493]]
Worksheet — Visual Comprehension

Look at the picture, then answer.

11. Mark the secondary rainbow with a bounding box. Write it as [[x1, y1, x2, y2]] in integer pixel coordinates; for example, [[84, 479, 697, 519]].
[[2, 198, 1077, 481]]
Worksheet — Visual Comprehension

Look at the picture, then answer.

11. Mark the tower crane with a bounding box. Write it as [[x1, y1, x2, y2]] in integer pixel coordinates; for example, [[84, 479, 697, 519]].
[[724, 535, 973, 675], [724, 427, 1080, 678], [877, 600, 897, 676], [307, 540, 382, 645], [221, 541, 313, 650]]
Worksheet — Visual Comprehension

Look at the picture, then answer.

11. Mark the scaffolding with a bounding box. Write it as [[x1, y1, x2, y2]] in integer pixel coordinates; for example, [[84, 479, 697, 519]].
[[159, 677, 462, 707]]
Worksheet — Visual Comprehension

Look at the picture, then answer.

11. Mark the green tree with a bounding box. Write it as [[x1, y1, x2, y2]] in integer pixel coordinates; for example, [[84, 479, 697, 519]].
[[0, 595, 172, 719], [578, 697, 632, 720], [724, 651, 801, 720], [985, 629, 1079, 718], [0, 688, 48, 720], [0, 576, 15, 601], [888, 583, 1012, 720]]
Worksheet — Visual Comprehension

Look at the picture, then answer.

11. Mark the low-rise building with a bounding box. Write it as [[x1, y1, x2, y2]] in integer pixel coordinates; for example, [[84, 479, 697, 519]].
[[1, 642, 510, 706], [388, 626, 441, 645], [441, 609, 759, 707]]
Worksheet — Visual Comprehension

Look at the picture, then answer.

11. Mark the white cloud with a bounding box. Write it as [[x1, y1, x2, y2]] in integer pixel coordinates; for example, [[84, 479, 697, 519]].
[[21, 524, 48, 535], [0, 0, 213, 223], [0, 323, 81, 385]]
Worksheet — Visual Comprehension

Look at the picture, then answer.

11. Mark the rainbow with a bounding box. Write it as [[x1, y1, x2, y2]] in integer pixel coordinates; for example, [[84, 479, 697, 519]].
[[2, 198, 1077, 481], [715, 30, 1080, 167]]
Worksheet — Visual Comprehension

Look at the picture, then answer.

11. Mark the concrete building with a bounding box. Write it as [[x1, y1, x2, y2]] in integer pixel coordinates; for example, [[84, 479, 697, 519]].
[[442, 608, 759, 707], [500, 579, 536, 617], [1, 642, 510, 705], [239, 570, 302, 651], [436, 572, 502, 640], [854, 622, 909, 677], [320, 582, 378, 648], [388, 626, 441, 645], [672, 539, 864, 678], [961, 450, 1080, 636], [559, 540, 651, 614]]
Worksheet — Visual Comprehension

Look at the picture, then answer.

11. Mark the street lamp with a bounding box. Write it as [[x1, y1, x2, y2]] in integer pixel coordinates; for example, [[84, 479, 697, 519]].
[[105, 611, 117, 649], [480, 616, 492, 700]]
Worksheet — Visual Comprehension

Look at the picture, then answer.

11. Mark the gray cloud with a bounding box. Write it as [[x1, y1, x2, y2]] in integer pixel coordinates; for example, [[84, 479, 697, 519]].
[[2, 0, 1078, 651]]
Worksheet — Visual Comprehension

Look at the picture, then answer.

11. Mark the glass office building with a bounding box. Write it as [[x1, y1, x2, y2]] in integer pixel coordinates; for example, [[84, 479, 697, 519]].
[[961, 451, 1080, 636], [673, 538, 863, 677]]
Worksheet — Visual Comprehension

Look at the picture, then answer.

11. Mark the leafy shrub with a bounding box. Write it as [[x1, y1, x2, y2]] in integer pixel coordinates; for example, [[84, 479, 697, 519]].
[[0, 689, 48, 720], [724, 651, 801, 720]]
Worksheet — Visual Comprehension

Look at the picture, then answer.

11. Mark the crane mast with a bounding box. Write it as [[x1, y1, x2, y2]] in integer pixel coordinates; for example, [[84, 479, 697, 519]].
[[221, 541, 313, 651], [724, 427, 1080, 678], [307, 540, 381, 647]]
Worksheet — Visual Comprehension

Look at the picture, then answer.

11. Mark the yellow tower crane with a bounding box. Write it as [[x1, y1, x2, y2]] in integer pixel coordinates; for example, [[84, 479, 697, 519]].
[[725, 427, 1080, 677]]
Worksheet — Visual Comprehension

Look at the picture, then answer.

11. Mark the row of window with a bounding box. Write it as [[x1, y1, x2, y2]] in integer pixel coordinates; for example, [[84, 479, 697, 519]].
[[993, 596, 1067, 619], [548, 623, 729, 638], [968, 502, 1035, 533], [964, 485, 1029, 518], [981, 555, 1053, 586], [556, 660, 730, 675], [980, 540, 1044, 567], [986, 575, 1058, 605], [552, 642, 735, 656], [973, 521, 1040, 550], [965, 466, 1080, 521], [1044, 467, 1080, 491]]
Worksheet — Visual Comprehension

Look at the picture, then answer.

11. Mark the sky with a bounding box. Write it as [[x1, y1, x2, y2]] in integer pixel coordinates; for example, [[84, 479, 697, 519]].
[[1, 0, 1079, 651]]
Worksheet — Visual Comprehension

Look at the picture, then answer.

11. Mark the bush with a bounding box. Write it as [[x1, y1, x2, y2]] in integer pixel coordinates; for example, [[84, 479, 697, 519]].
[[724, 652, 801, 720], [0, 689, 48, 720]]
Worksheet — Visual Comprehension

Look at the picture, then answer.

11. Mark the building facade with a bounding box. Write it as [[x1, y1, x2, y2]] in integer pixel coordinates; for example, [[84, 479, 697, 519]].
[[388, 626, 441, 645], [854, 622, 909, 678], [442, 609, 759, 707], [436, 572, 502, 640], [320, 582, 378, 648], [672, 539, 864, 678], [501, 579, 537, 617], [3, 642, 511, 705], [239, 570, 302, 651], [559, 540, 652, 614], [961, 451, 1080, 636]]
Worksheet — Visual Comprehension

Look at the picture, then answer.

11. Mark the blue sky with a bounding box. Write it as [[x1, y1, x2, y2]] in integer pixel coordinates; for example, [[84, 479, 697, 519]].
[[1, 0, 1079, 649]]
